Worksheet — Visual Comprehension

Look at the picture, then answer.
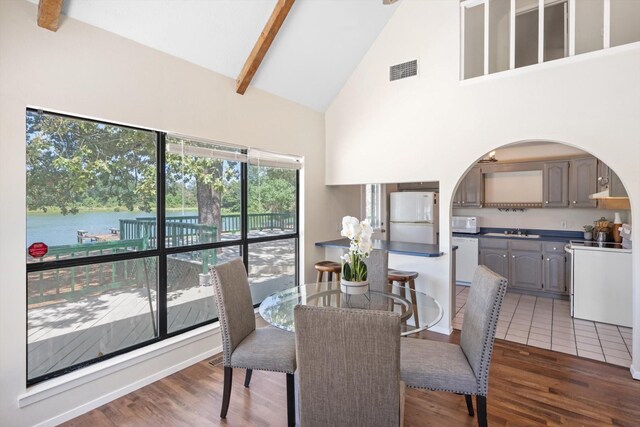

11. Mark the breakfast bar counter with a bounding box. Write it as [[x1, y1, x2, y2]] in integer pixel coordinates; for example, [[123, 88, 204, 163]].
[[316, 238, 456, 334], [315, 238, 453, 257]]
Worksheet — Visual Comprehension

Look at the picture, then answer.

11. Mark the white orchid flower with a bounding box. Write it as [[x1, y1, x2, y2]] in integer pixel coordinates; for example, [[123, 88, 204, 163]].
[[360, 220, 374, 240], [341, 216, 361, 239], [359, 237, 372, 256]]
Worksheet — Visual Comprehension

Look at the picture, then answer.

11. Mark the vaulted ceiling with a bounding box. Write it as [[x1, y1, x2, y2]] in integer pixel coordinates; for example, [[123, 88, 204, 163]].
[[32, 0, 400, 112]]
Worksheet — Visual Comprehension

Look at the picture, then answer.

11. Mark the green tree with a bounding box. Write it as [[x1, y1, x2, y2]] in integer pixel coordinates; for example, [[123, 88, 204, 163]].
[[165, 137, 239, 234], [249, 165, 296, 213], [26, 113, 234, 235], [26, 111, 156, 214]]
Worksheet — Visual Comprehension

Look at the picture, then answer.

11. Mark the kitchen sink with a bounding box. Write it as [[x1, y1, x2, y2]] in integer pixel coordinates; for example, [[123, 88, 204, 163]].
[[483, 232, 541, 239]]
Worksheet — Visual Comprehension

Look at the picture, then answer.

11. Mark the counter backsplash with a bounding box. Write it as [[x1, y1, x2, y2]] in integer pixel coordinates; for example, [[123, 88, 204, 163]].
[[453, 208, 631, 232]]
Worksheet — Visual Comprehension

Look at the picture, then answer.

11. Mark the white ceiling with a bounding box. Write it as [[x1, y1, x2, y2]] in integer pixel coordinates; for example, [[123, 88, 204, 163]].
[[36, 0, 400, 112]]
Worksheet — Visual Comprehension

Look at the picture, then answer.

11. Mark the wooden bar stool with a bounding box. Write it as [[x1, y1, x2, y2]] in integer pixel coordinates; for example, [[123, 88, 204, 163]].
[[388, 269, 420, 328], [314, 261, 341, 306]]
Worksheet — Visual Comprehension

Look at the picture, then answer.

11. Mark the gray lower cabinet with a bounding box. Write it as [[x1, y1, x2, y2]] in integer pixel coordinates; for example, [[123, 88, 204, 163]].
[[569, 158, 598, 208], [479, 238, 569, 295], [543, 253, 567, 294], [479, 248, 509, 278], [509, 250, 542, 291]]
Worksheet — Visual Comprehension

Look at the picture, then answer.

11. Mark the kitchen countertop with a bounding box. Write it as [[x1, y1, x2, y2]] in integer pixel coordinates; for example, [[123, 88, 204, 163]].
[[316, 238, 454, 258], [452, 227, 583, 243]]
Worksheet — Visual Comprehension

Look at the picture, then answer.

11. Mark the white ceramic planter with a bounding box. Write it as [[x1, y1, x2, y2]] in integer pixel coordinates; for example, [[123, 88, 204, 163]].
[[340, 279, 370, 295]]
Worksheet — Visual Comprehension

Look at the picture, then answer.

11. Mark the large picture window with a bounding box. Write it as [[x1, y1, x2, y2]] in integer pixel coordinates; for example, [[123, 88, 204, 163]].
[[26, 110, 300, 385]]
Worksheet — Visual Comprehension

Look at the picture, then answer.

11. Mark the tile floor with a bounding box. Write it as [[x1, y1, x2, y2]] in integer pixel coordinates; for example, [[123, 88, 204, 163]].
[[453, 285, 633, 367]]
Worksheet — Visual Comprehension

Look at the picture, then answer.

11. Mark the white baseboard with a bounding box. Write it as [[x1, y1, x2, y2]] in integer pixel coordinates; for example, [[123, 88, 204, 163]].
[[631, 365, 640, 380], [429, 324, 452, 335], [24, 326, 221, 427]]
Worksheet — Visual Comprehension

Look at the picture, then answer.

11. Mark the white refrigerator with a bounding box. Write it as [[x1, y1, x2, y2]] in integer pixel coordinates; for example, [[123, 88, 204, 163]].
[[389, 192, 438, 244]]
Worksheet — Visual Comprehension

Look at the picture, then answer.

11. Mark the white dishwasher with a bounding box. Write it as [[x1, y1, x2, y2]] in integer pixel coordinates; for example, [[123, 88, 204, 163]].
[[452, 236, 479, 285]]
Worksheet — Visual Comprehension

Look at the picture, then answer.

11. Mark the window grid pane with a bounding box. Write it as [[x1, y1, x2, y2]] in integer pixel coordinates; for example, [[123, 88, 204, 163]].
[[25, 110, 300, 384]]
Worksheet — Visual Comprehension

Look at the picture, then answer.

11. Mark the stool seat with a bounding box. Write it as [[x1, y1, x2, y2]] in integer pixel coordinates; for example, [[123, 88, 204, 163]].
[[387, 269, 419, 282], [314, 261, 341, 273]]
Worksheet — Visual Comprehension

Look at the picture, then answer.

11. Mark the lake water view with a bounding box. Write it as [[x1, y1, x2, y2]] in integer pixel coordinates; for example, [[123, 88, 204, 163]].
[[27, 209, 197, 247]]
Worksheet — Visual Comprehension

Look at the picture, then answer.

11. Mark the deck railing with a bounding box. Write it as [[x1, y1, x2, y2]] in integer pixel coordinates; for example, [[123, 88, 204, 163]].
[[131, 212, 295, 235], [28, 212, 294, 305], [28, 238, 148, 304]]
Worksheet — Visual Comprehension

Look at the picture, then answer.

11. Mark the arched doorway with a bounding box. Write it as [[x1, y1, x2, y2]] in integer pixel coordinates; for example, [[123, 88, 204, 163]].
[[450, 141, 633, 367]]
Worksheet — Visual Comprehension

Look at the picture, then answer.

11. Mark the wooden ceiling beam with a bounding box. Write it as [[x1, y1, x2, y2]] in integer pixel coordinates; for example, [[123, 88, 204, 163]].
[[37, 0, 64, 32], [235, 0, 296, 95]]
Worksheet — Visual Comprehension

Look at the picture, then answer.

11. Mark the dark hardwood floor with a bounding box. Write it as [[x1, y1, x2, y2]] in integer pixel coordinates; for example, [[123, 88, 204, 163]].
[[62, 330, 640, 426]]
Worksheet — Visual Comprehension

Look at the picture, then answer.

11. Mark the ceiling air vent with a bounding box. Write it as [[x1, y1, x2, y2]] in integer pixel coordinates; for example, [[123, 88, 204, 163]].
[[390, 60, 418, 81]]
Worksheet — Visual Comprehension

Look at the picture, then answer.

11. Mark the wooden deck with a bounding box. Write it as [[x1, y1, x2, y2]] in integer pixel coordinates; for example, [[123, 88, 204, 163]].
[[28, 277, 293, 380], [28, 238, 295, 380]]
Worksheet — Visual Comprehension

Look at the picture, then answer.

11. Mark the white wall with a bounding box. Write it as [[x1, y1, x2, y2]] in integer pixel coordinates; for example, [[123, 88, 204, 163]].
[[325, 0, 640, 377], [0, 1, 359, 425]]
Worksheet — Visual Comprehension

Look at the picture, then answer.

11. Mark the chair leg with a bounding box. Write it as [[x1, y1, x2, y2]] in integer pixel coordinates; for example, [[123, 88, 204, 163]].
[[409, 279, 420, 327], [464, 394, 474, 416], [476, 395, 487, 427], [244, 369, 253, 387], [286, 373, 295, 427], [220, 367, 233, 418]]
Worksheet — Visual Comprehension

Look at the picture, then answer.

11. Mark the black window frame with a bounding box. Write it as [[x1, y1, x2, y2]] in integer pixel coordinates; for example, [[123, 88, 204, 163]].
[[25, 109, 300, 386]]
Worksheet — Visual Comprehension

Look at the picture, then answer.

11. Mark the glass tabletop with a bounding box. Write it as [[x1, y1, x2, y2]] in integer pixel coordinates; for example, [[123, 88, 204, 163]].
[[259, 282, 443, 336]]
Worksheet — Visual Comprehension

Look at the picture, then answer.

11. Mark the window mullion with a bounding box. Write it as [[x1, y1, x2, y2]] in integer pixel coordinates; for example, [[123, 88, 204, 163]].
[[157, 132, 168, 337], [241, 161, 249, 271]]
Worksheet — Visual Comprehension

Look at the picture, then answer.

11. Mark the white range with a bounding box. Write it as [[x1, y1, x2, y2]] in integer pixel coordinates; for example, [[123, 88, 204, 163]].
[[566, 240, 632, 328]]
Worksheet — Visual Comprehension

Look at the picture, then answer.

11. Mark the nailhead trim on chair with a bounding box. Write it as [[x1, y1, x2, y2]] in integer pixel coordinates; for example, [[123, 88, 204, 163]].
[[211, 265, 295, 375], [227, 363, 294, 375], [210, 266, 233, 367], [405, 384, 484, 396], [476, 278, 508, 396]]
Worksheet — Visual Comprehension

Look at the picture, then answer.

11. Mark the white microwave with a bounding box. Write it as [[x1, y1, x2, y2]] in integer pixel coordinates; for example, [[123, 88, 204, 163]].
[[452, 216, 479, 234]]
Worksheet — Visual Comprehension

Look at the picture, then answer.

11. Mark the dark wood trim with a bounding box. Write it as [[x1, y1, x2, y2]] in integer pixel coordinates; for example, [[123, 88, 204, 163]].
[[235, 0, 296, 94]]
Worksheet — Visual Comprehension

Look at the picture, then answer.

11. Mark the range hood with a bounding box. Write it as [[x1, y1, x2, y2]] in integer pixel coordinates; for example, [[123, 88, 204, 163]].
[[588, 189, 629, 200]]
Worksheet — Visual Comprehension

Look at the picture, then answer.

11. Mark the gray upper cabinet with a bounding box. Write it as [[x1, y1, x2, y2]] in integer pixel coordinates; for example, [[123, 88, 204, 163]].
[[454, 166, 483, 208], [543, 161, 569, 207], [569, 158, 598, 208], [597, 161, 628, 197]]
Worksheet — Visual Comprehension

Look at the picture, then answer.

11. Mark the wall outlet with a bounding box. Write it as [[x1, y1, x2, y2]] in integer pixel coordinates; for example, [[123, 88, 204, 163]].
[[561, 220, 567, 229]]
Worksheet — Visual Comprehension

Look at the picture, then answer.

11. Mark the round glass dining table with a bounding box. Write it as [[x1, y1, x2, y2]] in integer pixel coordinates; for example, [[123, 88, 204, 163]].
[[259, 282, 443, 336]]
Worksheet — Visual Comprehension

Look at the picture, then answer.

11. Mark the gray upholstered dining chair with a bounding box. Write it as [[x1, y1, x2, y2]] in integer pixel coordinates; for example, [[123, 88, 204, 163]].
[[364, 248, 389, 292], [400, 265, 507, 427], [294, 305, 404, 427], [210, 258, 296, 427]]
